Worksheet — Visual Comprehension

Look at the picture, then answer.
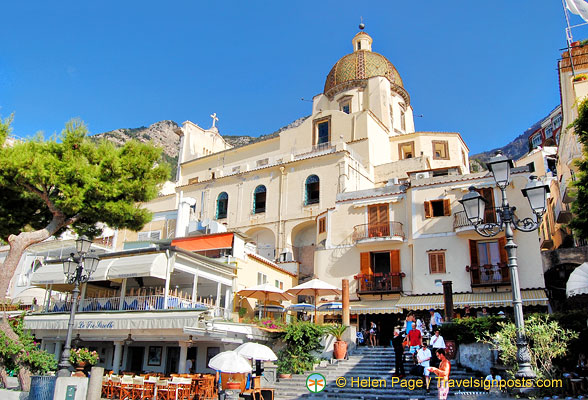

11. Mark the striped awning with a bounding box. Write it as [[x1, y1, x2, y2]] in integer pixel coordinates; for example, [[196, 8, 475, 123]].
[[349, 299, 402, 315], [395, 289, 549, 311]]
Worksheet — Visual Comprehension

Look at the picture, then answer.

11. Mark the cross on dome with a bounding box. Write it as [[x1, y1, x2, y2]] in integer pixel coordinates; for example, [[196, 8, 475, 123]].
[[210, 113, 219, 128]]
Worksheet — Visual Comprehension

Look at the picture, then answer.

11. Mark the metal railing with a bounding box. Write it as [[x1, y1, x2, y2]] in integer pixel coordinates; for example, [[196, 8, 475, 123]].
[[454, 207, 500, 230], [356, 273, 403, 293], [469, 263, 510, 286], [45, 295, 214, 313], [294, 142, 335, 159], [352, 222, 405, 242]]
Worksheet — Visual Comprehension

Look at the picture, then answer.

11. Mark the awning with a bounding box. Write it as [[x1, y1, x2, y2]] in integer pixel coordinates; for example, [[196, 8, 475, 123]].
[[87, 259, 113, 282], [349, 299, 402, 314], [567, 262, 588, 297], [10, 287, 54, 306], [352, 196, 404, 208], [396, 289, 549, 310], [106, 253, 168, 280], [30, 263, 67, 285], [172, 233, 234, 251]]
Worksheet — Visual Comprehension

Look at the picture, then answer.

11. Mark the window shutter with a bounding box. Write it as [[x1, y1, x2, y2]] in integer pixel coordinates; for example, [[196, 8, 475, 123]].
[[390, 250, 401, 273], [498, 237, 508, 264], [429, 253, 437, 273], [378, 204, 389, 225], [437, 253, 446, 273], [443, 199, 451, 216], [360, 252, 372, 275], [424, 201, 432, 218], [469, 240, 479, 266], [368, 205, 378, 227]]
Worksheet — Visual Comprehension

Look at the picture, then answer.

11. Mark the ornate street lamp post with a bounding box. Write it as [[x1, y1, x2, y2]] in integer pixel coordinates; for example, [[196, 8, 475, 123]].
[[57, 236, 100, 377], [458, 151, 549, 379]]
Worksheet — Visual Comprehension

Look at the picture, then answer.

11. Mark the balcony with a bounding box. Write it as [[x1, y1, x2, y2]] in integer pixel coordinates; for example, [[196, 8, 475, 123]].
[[454, 208, 500, 234], [355, 273, 403, 294], [468, 263, 510, 287], [554, 198, 573, 224], [352, 222, 405, 245]]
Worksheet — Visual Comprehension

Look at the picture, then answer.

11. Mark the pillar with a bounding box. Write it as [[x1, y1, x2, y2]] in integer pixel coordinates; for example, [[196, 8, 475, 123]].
[[119, 279, 127, 311], [178, 342, 188, 374], [78, 282, 87, 311], [54, 341, 63, 361], [342, 279, 350, 326], [192, 274, 199, 304], [112, 341, 123, 374], [442, 281, 453, 322], [216, 282, 222, 308]]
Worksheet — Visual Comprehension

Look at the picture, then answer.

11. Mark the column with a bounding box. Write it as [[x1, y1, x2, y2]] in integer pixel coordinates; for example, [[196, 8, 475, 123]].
[[178, 342, 188, 374], [45, 285, 53, 313], [112, 341, 123, 374], [54, 341, 63, 361], [224, 287, 231, 318], [342, 279, 350, 326], [191, 274, 199, 303], [216, 282, 222, 309], [78, 282, 87, 311], [119, 279, 127, 311]]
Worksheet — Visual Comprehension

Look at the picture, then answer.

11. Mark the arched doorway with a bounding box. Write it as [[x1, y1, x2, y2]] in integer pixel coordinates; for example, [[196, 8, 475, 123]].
[[245, 227, 277, 261], [290, 221, 317, 280]]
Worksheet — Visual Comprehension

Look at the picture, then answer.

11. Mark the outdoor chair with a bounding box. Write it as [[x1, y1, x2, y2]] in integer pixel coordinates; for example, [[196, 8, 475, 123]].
[[110, 376, 121, 399], [132, 376, 146, 400], [120, 375, 135, 400], [155, 379, 173, 400]]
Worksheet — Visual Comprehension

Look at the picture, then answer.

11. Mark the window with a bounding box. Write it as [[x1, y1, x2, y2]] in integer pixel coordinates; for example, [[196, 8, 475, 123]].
[[216, 192, 228, 219], [428, 252, 446, 274], [211, 172, 216, 179], [477, 241, 501, 266], [340, 100, 351, 114], [305, 175, 320, 205], [188, 177, 199, 185], [424, 199, 451, 218], [400, 110, 406, 131], [462, 150, 467, 167], [359, 250, 402, 291], [253, 185, 267, 214], [531, 134, 542, 148], [318, 217, 326, 234], [137, 231, 162, 241], [432, 140, 449, 160], [274, 280, 283, 290], [313, 117, 331, 146], [398, 141, 414, 159], [357, 41, 361, 50], [257, 272, 267, 285], [368, 204, 389, 236], [553, 114, 562, 129], [256, 158, 269, 167], [232, 166, 241, 174], [545, 125, 553, 138], [526, 162, 535, 173]]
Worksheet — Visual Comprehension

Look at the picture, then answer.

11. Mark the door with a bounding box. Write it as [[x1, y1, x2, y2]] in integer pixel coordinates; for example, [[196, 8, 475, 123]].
[[165, 347, 180, 375], [389, 250, 401, 289], [478, 188, 496, 223], [128, 347, 144, 373], [368, 204, 389, 237]]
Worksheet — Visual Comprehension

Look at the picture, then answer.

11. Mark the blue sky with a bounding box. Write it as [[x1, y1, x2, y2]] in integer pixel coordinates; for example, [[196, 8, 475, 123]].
[[2, 1, 588, 154]]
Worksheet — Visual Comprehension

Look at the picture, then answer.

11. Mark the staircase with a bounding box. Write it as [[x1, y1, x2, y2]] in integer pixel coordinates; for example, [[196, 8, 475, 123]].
[[272, 346, 481, 399]]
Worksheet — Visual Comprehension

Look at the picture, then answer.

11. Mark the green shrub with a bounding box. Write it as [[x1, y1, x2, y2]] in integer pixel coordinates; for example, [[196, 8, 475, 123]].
[[439, 316, 503, 343], [276, 322, 326, 374]]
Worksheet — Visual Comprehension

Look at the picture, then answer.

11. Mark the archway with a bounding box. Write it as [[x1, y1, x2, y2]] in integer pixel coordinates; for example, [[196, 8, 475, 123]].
[[290, 221, 317, 281], [245, 227, 277, 261]]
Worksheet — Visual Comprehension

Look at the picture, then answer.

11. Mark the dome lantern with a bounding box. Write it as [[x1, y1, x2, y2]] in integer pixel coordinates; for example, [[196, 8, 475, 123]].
[[352, 31, 372, 52]]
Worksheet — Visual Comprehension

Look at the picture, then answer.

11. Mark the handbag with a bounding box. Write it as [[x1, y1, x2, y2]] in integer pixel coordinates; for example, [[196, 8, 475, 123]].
[[402, 338, 409, 347], [410, 365, 425, 376]]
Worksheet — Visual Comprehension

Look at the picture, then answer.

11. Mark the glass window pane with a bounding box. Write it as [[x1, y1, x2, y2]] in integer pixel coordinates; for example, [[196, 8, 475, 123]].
[[477, 243, 488, 265], [488, 241, 501, 264]]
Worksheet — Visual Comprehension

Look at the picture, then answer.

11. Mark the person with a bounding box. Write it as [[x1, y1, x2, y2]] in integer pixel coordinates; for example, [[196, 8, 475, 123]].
[[185, 358, 193, 373], [428, 349, 451, 400], [417, 343, 432, 393], [464, 305, 471, 318], [369, 321, 377, 347], [416, 317, 425, 335], [485, 368, 502, 393], [391, 329, 405, 377], [405, 313, 415, 335], [408, 324, 422, 356], [497, 310, 505, 318], [430, 330, 446, 367], [478, 307, 489, 318], [429, 309, 443, 332]]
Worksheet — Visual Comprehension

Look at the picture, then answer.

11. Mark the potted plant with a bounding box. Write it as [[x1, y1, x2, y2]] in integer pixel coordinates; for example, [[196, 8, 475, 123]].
[[326, 324, 348, 360], [69, 347, 99, 371], [238, 307, 247, 322], [225, 375, 241, 390], [276, 356, 293, 379], [573, 73, 588, 82]]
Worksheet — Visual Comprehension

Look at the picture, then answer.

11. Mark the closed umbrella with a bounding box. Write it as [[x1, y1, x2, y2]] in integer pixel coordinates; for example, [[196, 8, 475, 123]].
[[238, 283, 293, 318], [235, 342, 277, 361], [208, 351, 252, 373], [287, 279, 341, 322]]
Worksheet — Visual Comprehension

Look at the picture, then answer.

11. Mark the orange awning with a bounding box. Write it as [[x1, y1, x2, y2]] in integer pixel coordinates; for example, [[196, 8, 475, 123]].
[[172, 233, 234, 251]]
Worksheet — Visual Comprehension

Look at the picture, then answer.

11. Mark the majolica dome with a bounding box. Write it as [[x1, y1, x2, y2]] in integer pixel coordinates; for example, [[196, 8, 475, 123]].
[[324, 31, 406, 101]]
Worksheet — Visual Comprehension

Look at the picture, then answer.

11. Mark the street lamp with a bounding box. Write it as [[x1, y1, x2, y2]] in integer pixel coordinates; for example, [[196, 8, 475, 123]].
[[57, 236, 100, 377], [458, 151, 550, 379]]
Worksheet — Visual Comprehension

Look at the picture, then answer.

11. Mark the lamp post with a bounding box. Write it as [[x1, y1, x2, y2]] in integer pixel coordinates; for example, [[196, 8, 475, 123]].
[[458, 151, 549, 379], [57, 236, 100, 377]]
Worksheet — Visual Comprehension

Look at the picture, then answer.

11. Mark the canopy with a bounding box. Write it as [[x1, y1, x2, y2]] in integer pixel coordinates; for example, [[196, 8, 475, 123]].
[[235, 342, 277, 361], [237, 283, 293, 302], [208, 351, 252, 373], [349, 299, 402, 315], [10, 288, 54, 306], [30, 263, 67, 285], [106, 253, 168, 280], [317, 302, 342, 312], [567, 262, 588, 297], [286, 279, 341, 321], [172, 233, 234, 251], [286, 303, 316, 312]]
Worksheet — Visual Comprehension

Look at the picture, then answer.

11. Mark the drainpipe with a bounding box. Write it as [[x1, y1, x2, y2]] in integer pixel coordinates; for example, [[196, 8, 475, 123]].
[[278, 166, 287, 256], [164, 249, 172, 309]]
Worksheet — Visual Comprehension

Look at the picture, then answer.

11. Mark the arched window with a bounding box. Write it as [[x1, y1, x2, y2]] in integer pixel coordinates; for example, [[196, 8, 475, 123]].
[[216, 192, 228, 219], [305, 175, 320, 205], [253, 185, 267, 214]]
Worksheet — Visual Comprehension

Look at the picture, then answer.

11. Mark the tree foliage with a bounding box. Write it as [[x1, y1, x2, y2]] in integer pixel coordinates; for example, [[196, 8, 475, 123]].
[[569, 98, 588, 239], [439, 316, 503, 343], [276, 321, 326, 374]]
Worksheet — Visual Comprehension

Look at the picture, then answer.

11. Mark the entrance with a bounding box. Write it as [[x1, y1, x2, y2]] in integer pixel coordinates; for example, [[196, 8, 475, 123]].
[[127, 347, 144, 373], [165, 347, 180, 375], [358, 313, 401, 347]]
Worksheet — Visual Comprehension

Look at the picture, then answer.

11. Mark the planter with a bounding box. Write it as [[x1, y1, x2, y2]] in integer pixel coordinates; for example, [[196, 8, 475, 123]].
[[333, 340, 348, 360], [226, 381, 241, 390], [445, 340, 457, 360], [278, 373, 292, 379]]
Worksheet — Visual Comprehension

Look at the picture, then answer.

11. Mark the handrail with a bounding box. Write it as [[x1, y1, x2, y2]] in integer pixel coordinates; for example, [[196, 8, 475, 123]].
[[352, 222, 404, 242], [454, 207, 500, 230], [468, 263, 510, 286], [355, 273, 403, 293]]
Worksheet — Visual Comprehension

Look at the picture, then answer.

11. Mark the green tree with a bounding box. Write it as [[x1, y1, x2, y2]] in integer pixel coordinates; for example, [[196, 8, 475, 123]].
[[569, 98, 588, 239], [0, 116, 169, 388], [276, 321, 326, 374]]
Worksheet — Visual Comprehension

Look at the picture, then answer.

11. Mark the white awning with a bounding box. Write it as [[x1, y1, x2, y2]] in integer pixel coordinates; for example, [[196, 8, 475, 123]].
[[30, 263, 67, 285], [106, 253, 168, 280], [567, 262, 588, 297], [87, 258, 114, 282], [352, 195, 404, 208]]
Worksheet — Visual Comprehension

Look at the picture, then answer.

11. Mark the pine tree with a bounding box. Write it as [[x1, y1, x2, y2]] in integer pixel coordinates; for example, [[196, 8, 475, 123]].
[[569, 98, 588, 240]]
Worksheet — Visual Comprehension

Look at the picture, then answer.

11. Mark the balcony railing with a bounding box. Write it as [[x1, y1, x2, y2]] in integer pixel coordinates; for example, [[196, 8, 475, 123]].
[[355, 273, 403, 294], [454, 207, 500, 230], [352, 222, 405, 242], [468, 263, 510, 286]]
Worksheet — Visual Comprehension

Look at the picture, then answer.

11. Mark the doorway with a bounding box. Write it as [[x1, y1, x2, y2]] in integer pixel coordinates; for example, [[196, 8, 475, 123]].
[[359, 313, 400, 347], [165, 347, 180, 375], [127, 347, 144, 373]]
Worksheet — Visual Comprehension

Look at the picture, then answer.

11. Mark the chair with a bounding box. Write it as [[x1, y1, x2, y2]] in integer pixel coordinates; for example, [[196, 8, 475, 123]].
[[175, 377, 192, 400], [132, 376, 146, 400], [101, 375, 111, 399], [155, 379, 173, 400], [197, 377, 214, 400], [110, 376, 121, 400], [120, 375, 135, 400]]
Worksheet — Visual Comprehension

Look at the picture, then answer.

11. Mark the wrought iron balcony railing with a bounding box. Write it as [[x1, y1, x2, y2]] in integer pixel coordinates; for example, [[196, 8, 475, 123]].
[[468, 263, 511, 286], [354, 273, 403, 294], [454, 207, 500, 230], [352, 222, 405, 242]]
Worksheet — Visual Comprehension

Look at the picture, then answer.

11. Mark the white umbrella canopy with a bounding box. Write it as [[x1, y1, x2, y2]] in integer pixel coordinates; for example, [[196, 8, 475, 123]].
[[208, 351, 252, 373], [238, 283, 294, 317], [566, 262, 588, 297], [235, 342, 277, 361], [287, 279, 341, 321]]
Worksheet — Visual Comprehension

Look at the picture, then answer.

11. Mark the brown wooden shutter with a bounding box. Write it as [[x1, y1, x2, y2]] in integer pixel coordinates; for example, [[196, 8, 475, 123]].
[[378, 204, 389, 225], [390, 250, 401, 273], [438, 253, 446, 273], [424, 201, 432, 218], [443, 199, 451, 216], [429, 253, 437, 273], [469, 240, 479, 266], [360, 252, 372, 275], [368, 205, 378, 227], [498, 237, 508, 264]]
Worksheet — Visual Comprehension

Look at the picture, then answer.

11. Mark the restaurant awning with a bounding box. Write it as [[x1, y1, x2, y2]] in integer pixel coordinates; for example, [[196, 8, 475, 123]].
[[106, 253, 168, 280], [349, 299, 402, 314], [395, 289, 549, 310], [172, 233, 234, 251], [30, 263, 67, 285]]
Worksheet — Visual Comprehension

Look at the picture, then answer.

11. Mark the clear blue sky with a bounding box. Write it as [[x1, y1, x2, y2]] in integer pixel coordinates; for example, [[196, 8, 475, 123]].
[[2, 1, 588, 154]]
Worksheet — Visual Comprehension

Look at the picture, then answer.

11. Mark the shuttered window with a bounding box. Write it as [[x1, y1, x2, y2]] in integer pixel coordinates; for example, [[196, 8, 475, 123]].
[[424, 199, 451, 218], [429, 252, 446, 274], [318, 217, 326, 234]]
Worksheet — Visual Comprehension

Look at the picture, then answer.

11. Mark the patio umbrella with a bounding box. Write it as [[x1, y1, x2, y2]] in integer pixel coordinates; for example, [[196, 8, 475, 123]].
[[566, 262, 588, 297], [237, 283, 293, 318], [287, 279, 341, 322], [235, 342, 277, 361], [317, 301, 342, 312], [208, 351, 252, 373], [286, 302, 316, 312]]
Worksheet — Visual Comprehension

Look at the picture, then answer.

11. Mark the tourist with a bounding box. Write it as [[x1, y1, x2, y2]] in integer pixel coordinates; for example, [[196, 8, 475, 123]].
[[416, 317, 425, 335], [428, 349, 451, 400], [369, 321, 377, 347], [430, 329, 446, 367], [405, 312, 415, 335], [478, 307, 489, 317], [485, 368, 502, 393], [429, 309, 443, 332], [185, 358, 194, 373], [417, 343, 432, 393], [407, 323, 422, 356], [391, 329, 405, 377]]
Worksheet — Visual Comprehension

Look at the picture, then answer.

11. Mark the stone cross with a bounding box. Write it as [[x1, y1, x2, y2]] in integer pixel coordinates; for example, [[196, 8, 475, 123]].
[[210, 113, 219, 128]]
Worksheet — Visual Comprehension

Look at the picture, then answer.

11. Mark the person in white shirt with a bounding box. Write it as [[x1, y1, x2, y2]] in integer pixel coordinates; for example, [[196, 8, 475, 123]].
[[417, 343, 432, 393], [185, 358, 194, 374], [430, 330, 446, 367]]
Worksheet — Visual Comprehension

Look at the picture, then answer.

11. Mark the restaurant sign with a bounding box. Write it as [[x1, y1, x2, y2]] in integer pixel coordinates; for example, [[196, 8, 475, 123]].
[[77, 320, 115, 329]]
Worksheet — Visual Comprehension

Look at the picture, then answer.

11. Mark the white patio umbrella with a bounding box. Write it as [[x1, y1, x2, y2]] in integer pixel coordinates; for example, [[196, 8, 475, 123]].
[[286, 302, 316, 312], [235, 342, 277, 361], [238, 283, 294, 318], [317, 301, 342, 312], [287, 279, 341, 322], [208, 351, 252, 373], [566, 262, 588, 297]]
